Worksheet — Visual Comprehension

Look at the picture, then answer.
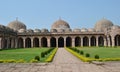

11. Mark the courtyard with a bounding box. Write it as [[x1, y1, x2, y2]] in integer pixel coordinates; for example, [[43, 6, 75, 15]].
[[0, 48, 120, 72]]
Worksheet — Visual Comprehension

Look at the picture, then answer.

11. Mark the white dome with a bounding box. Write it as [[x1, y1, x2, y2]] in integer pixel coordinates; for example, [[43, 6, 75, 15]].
[[81, 28, 88, 32]]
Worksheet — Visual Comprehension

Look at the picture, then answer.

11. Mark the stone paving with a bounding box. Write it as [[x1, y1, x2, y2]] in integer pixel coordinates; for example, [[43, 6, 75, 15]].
[[0, 48, 120, 72]]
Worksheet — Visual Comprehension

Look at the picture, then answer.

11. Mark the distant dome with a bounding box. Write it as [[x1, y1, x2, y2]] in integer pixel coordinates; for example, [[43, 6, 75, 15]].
[[88, 28, 95, 32], [34, 29, 41, 33], [81, 28, 88, 32], [18, 29, 26, 33], [95, 19, 113, 32], [73, 28, 81, 32], [7, 20, 26, 31], [41, 28, 49, 33], [51, 19, 70, 30]]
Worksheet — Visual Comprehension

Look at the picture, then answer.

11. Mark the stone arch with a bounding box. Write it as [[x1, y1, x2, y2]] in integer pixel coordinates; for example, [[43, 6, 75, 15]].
[[41, 37, 47, 47], [50, 37, 56, 47], [33, 37, 39, 47], [75, 37, 81, 47], [18, 38, 23, 48], [91, 36, 96, 46], [115, 35, 120, 46], [25, 38, 31, 48], [66, 37, 72, 47], [83, 36, 89, 46], [1, 38, 7, 49], [58, 37, 64, 47], [98, 36, 104, 46]]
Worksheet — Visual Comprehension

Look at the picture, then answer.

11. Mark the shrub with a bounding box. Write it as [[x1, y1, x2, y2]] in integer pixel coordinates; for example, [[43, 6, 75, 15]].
[[30, 59, 39, 63], [34, 56, 40, 61], [41, 52, 45, 58], [80, 51, 84, 55], [95, 55, 99, 59], [0, 60, 4, 63], [85, 53, 90, 57], [16, 59, 25, 63]]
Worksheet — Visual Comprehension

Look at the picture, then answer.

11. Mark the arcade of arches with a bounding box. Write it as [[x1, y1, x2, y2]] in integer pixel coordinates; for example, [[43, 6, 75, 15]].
[[1, 35, 120, 49]]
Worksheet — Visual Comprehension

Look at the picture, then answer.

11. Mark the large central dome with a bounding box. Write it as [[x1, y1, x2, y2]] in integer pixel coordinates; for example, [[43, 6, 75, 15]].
[[51, 19, 70, 30]]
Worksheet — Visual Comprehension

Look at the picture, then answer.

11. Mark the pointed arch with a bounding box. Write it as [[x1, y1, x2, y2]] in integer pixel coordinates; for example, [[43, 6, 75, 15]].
[[91, 36, 96, 46], [50, 37, 56, 47], [83, 36, 89, 46], [25, 38, 31, 48], [98, 36, 104, 46], [115, 35, 120, 46], [66, 37, 72, 47], [18, 38, 23, 48], [75, 37, 81, 47], [41, 37, 47, 47], [58, 37, 64, 47], [33, 37, 39, 47]]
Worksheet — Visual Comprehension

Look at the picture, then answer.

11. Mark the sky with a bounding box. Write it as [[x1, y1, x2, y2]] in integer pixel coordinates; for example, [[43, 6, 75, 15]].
[[0, 0, 120, 30]]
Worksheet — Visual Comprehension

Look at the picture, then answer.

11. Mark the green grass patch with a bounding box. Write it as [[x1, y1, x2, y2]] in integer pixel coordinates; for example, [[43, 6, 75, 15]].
[[77, 47, 120, 58], [0, 48, 51, 62]]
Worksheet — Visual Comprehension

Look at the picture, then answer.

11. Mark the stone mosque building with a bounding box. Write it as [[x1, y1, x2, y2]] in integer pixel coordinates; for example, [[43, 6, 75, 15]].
[[0, 18, 120, 49]]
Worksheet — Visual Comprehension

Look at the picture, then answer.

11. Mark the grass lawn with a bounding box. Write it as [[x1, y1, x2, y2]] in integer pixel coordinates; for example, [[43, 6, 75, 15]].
[[77, 47, 120, 59], [0, 48, 50, 62]]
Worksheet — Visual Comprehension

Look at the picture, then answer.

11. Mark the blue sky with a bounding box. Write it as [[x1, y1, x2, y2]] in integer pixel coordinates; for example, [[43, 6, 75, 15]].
[[0, 0, 120, 30]]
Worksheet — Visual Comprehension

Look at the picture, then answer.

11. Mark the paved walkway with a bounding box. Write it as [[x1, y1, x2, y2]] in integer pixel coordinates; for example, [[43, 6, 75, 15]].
[[0, 48, 120, 72]]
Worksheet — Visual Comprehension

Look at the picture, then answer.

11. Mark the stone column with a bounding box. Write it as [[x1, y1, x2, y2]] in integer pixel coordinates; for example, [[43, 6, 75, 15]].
[[47, 37, 50, 47], [72, 37, 75, 47], [39, 37, 41, 47], [88, 36, 91, 47], [64, 37, 66, 47], [11, 38, 15, 48], [104, 37, 107, 47], [15, 37, 18, 48], [96, 36, 99, 47], [23, 37, 26, 48], [81, 36, 83, 47], [0, 38, 2, 49], [7, 38, 10, 49], [56, 37, 58, 48], [112, 36, 115, 47], [107, 35, 110, 47], [31, 37, 33, 48]]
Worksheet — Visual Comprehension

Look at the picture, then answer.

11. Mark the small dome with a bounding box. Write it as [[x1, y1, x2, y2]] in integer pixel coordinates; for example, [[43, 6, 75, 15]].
[[18, 29, 26, 33], [73, 28, 81, 32], [50, 29, 57, 32], [51, 19, 70, 30], [26, 29, 34, 33], [34, 29, 41, 33], [7, 20, 26, 31], [88, 28, 95, 32], [81, 28, 88, 32], [41, 28, 49, 33], [95, 19, 113, 32]]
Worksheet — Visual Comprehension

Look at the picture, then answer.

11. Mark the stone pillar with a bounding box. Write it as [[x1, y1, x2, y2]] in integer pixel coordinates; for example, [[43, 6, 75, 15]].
[[96, 36, 99, 47], [81, 36, 83, 47], [64, 37, 66, 47], [31, 37, 33, 48], [106, 35, 110, 47], [56, 37, 58, 48], [72, 37, 75, 47], [7, 38, 10, 49], [112, 37, 115, 47], [0, 38, 2, 49], [104, 37, 107, 47], [15, 37, 17, 48], [47, 37, 50, 47], [88, 36, 91, 47], [23, 37, 26, 48], [39, 37, 41, 47], [11, 38, 15, 48]]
